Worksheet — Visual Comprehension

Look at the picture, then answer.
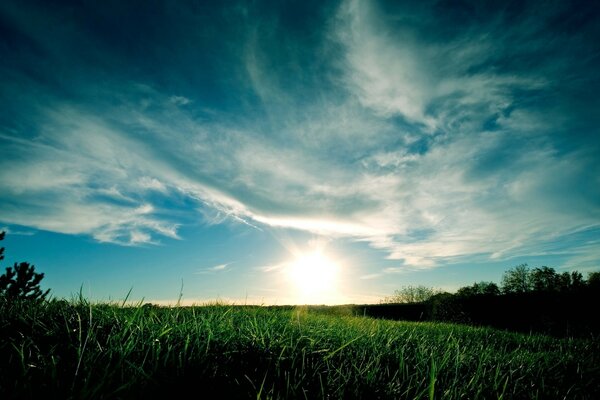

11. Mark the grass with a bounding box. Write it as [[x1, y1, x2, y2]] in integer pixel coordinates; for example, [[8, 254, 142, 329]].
[[1, 299, 598, 399]]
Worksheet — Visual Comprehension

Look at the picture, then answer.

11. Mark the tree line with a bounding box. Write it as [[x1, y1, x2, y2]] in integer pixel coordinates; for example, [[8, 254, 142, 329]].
[[373, 264, 600, 337], [382, 263, 599, 304]]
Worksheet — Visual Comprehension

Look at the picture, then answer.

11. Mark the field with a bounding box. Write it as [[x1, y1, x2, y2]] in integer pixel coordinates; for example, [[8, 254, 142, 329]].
[[1, 300, 598, 399]]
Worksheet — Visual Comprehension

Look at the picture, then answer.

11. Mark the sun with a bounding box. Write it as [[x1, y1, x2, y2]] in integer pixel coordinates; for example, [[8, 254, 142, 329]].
[[287, 251, 340, 304]]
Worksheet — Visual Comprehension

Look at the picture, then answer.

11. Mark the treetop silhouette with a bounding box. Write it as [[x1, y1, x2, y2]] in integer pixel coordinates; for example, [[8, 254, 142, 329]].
[[0, 231, 50, 301]]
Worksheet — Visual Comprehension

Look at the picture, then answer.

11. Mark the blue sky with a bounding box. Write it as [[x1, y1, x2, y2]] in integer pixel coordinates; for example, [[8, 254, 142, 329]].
[[1, 0, 599, 304]]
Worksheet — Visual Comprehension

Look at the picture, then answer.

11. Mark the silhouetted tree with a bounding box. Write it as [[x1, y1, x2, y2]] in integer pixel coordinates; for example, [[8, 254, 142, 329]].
[[381, 285, 439, 303], [457, 281, 500, 297], [554, 271, 585, 292], [570, 271, 584, 290], [530, 266, 558, 292], [556, 272, 571, 292], [501, 264, 532, 294], [587, 271, 600, 289], [0, 231, 49, 301]]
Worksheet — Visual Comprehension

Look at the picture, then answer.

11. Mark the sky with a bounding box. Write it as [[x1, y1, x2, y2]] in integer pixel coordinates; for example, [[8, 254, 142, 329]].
[[1, 0, 599, 305]]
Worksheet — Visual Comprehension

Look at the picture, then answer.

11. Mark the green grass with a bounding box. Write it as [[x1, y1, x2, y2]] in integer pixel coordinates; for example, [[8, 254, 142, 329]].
[[1, 299, 598, 399]]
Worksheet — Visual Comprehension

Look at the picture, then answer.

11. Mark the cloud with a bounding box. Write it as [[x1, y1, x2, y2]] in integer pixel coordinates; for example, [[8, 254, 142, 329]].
[[0, 104, 187, 245], [335, 0, 436, 127], [257, 263, 286, 274], [0, 0, 598, 270], [335, 0, 552, 134], [0, 226, 36, 236], [211, 263, 229, 271], [169, 96, 191, 106], [194, 262, 234, 274]]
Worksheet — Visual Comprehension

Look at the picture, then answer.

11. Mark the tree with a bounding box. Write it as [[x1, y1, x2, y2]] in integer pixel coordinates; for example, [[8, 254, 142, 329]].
[[381, 285, 439, 304], [554, 271, 584, 292], [529, 266, 558, 292], [0, 231, 49, 301], [456, 281, 500, 297], [570, 271, 584, 290], [587, 271, 600, 289], [501, 264, 532, 294]]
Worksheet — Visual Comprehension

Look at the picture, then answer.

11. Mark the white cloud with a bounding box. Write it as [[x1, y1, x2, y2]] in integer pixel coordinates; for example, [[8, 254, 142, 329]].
[[0, 0, 597, 272], [138, 177, 168, 193], [169, 95, 191, 106], [335, 0, 431, 124], [0, 106, 186, 245], [335, 0, 547, 135], [3, 85, 595, 266], [194, 262, 234, 275], [257, 263, 285, 273], [0, 226, 36, 236]]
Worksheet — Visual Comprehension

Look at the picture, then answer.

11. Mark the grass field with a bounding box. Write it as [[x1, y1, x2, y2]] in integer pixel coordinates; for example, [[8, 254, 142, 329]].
[[1, 299, 598, 399]]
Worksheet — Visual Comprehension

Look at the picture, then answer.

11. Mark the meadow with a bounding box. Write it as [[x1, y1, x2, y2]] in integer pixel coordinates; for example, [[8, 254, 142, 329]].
[[1, 299, 598, 399]]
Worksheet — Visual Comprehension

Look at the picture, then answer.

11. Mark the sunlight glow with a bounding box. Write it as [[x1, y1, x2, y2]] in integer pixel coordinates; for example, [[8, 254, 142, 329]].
[[286, 251, 341, 304]]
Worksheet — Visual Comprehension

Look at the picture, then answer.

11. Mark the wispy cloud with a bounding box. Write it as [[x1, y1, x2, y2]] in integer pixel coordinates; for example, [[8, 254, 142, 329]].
[[168, 95, 191, 106], [257, 264, 285, 274], [194, 262, 234, 275], [0, 226, 36, 236], [211, 263, 230, 271], [0, 0, 598, 271]]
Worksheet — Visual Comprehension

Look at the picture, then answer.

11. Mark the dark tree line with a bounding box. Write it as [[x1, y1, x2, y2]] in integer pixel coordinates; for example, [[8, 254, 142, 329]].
[[370, 263, 600, 337], [380, 263, 599, 304], [459, 263, 597, 296]]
